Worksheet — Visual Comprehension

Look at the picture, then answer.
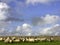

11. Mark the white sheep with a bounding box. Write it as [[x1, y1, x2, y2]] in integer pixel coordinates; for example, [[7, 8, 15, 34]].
[[0, 38, 3, 41], [9, 40, 13, 43], [13, 39, 20, 42], [26, 38, 29, 42], [47, 39, 51, 42], [28, 38, 35, 42], [51, 37, 54, 41], [4, 39, 9, 43], [35, 38, 41, 41], [4, 37, 10, 43], [22, 38, 26, 42], [11, 37, 16, 40], [40, 38, 47, 41]]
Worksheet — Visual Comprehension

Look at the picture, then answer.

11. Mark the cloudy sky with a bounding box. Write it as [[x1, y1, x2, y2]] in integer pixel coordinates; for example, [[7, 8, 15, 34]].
[[0, 0, 60, 36]]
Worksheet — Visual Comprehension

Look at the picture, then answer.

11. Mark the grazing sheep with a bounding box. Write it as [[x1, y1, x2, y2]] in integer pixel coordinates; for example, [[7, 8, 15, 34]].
[[51, 37, 54, 41], [4, 39, 13, 43], [35, 38, 41, 41], [13, 39, 20, 42], [4, 37, 9, 42], [0, 38, 3, 41], [4, 39, 9, 43], [26, 38, 28, 41], [22, 38, 25, 42], [11, 37, 16, 40], [4, 37, 11, 43], [20, 38, 25, 42], [28, 38, 35, 42], [35, 38, 41, 42], [47, 39, 51, 42], [25, 38, 35, 42], [9, 40, 13, 43], [40, 38, 47, 42]]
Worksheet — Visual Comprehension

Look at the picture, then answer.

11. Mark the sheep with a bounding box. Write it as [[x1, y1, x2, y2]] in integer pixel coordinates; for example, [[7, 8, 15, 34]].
[[11, 37, 16, 40], [4, 37, 9, 43], [50, 37, 54, 41], [4, 37, 12, 43], [26, 38, 29, 42], [0, 38, 3, 41], [40, 38, 47, 42], [22, 39, 25, 42], [28, 38, 35, 42], [25, 38, 35, 42], [4, 39, 13, 43], [13, 39, 20, 42], [4, 39, 9, 43], [34, 38, 40, 42], [9, 40, 13, 43], [47, 39, 51, 42], [21, 38, 25, 42], [46, 37, 54, 42], [37, 38, 40, 40], [20, 38, 25, 42]]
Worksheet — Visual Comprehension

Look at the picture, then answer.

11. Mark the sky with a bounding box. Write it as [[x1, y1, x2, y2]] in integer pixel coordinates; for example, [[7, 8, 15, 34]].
[[0, 0, 60, 36]]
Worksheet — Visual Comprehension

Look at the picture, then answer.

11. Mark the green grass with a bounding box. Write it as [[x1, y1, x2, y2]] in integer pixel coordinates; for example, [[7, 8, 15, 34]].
[[0, 41, 60, 45]]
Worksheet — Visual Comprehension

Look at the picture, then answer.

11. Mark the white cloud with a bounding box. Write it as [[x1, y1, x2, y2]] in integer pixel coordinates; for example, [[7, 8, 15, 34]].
[[16, 23, 32, 36], [26, 0, 57, 5], [27, 33, 31, 36], [55, 32, 59, 36], [32, 14, 60, 25], [0, 21, 10, 28], [22, 23, 32, 30], [0, 2, 9, 8], [0, 2, 9, 20], [16, 26, 21, 31], [1, 0, 58, 6], [40, 24, 60, 36], [0, 2, 24, 36], [0, 2, 11, 28], [0, 28, 5, 33], [0, 0, 24, 22], [0, 2, 12, 36], [0, 1, 60, 36], [43, 14, 59, 24]]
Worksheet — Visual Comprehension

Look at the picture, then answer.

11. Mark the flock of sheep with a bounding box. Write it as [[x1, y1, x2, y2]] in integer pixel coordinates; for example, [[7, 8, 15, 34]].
[[0, 36, 54, 43]]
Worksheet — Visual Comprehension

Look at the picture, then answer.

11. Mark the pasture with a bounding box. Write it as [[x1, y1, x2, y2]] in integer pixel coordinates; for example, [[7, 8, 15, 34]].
[[0, 41, 60, 45], [0, 36, 60, 45]]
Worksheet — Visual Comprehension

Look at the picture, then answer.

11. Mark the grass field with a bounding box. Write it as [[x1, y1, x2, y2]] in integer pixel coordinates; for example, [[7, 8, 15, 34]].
[[0, 41, 60, 45], [0, 36, 60, 45]]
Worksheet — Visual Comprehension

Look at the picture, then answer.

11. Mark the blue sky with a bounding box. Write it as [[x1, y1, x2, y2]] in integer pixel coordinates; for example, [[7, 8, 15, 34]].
[[0, 0, 60, 36]]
